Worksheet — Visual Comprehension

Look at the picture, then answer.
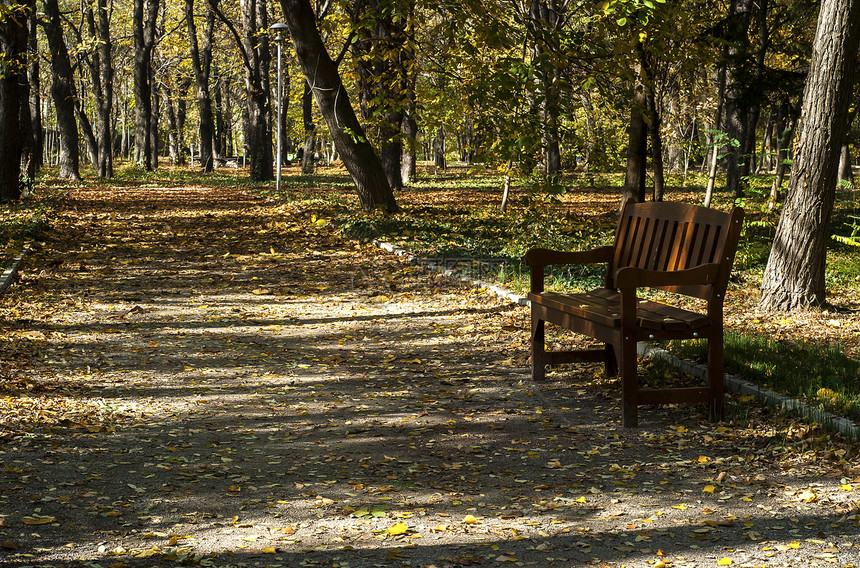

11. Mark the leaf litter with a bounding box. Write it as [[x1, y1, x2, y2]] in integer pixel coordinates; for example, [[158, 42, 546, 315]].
[[0, 183, 858, 567]]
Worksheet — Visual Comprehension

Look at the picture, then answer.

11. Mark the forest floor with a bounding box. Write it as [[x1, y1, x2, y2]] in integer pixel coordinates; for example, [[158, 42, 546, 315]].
[[1, 181, 859, 568]]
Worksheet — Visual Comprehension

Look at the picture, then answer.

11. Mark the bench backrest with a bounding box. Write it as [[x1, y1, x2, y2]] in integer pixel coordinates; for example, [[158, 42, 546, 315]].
[[607, 200, 745, 301]]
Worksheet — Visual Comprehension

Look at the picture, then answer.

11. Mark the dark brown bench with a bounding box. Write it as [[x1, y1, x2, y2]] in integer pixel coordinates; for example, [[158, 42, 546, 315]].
[[524, 200, 744, 427]]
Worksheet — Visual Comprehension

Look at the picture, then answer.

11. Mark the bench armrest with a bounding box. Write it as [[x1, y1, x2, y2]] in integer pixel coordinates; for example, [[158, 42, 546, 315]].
[[523, 246, 614, 267], [614, 263, 721, 289]]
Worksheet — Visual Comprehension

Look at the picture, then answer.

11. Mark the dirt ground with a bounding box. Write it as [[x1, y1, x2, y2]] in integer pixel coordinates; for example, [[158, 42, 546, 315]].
[[1, 184, 859, 568]]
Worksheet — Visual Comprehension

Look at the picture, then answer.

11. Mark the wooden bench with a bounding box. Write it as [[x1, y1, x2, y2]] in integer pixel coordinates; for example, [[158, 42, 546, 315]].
[[524, 200, 744, 427]]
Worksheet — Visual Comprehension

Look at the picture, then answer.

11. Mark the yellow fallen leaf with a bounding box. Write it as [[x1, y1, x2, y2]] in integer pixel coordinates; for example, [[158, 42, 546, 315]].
[[22, 516, 57, 525], [698, 455, 710, 463], [797, 490, 817, 503], [463, 515, 479, 524], [387, 522, 408, 536], [703, 485, 716, 494], [718, 558, 732, 566], [262, 547, 277, 553], [576, 496, 587, 503]]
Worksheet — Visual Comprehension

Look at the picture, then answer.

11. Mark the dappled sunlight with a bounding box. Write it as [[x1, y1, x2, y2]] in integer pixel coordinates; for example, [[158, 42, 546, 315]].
[[1, 183, 859, 567]]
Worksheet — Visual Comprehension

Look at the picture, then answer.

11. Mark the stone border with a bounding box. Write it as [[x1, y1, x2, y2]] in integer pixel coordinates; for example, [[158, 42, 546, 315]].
[[374, 238, 860, 438], [0, 243, 30, 295]]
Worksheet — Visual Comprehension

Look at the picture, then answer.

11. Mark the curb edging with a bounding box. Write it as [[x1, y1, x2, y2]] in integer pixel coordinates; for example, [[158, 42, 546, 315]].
[[0, 243, 31, 295]]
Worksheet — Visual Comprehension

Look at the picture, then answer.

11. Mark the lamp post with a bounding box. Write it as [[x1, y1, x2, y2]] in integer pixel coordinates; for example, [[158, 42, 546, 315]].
[[271, 22, 289, 193]]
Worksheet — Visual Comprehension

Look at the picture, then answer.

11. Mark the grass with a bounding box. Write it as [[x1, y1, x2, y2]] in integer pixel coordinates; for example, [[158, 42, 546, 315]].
[[671, 333, 860, 424]]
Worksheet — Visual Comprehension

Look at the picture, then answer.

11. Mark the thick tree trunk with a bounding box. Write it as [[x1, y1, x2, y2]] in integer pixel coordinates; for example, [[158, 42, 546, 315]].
[[281, 0, 397, 212], [0, 0, 30, 201], [42, 0, 81, 180], [760, 0, 860, 311]]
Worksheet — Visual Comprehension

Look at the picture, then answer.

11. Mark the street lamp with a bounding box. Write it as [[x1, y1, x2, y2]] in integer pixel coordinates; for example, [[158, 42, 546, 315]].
[[271, 22, 289, 193]]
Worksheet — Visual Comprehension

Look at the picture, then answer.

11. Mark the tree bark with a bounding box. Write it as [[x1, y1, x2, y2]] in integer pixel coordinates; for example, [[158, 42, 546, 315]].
[[0, 0, 30, 201], [133, 0, 159, 170], [623, 84, 647, 204], [281, 0, 397, 212], [187, 0, 215, 171], [85, 0, 114, 177], [760, 0, 860, 311], [723, 0, 754, 198], [42, 0, 81, 180], [27, 6, 42, 171]]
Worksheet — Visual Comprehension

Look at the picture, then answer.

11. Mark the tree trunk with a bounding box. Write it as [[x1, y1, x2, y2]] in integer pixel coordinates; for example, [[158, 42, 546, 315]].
[[187, 0, 215, 171], [760, 0, 860, 311], [133, 0, 159, 170], [767, 102, 792, 210], [301, 81, 315, 174], [163, 83, 181, 165], [281, 0, 397, 212], [433, 127, 446, 172], [42, 0, 81, 180], [349, 0, 408, 191], [0, 0, 30, 201], [401, 113, 418, 185], [85, 0, 113, 177], [838, 142, 854, 187], [74, 93, 99, 167], [27, 8, 42, 171], [723, 0, 754, 198], [623, 85, 647, 204]]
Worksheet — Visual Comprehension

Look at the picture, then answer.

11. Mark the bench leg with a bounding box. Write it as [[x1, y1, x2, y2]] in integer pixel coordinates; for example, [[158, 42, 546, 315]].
[[604, 344, 618, 378], [620, 337, 638, 427], [531, 318, 547, 381], [708, 335, 725, 421]]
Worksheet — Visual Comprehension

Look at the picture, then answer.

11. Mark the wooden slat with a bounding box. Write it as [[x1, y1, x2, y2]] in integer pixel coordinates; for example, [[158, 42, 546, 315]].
[[531, 290, 712, 333]]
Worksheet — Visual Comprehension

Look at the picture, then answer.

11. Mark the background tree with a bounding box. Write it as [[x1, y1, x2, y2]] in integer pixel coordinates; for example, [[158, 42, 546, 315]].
[[41, 0, 81, 180], [760, 0, 860, 311], [280, 0, 398, 211], [187, 0, 215, 171]]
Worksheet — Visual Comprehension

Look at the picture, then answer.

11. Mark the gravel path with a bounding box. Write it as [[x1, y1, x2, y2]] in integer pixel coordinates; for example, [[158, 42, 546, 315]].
[[1, 185, 858, 568]]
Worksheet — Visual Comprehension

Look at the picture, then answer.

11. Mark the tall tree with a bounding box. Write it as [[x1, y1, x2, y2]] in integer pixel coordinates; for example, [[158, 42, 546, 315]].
[[210, 0, 274, 180], [187, 0, 215, 171], [133, 0, 160, 170], [280, 0, 398, 211], [0, 0, 30, 201], [760, 0, 860, 311], [84, 0, 114, 178], [41, 0, 81, 180]]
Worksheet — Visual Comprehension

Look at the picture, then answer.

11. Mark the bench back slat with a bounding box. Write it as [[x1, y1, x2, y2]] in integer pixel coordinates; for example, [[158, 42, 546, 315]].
[[607, 200, 743, 301]]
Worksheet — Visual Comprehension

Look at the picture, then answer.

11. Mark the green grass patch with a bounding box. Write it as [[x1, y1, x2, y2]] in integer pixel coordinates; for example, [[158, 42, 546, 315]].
[[0, 186, 60, 270], [670, 332, 860, 424]]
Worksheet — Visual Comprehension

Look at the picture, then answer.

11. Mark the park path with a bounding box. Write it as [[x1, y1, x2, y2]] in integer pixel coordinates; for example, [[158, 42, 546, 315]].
[[0, 184, 859, 567]]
